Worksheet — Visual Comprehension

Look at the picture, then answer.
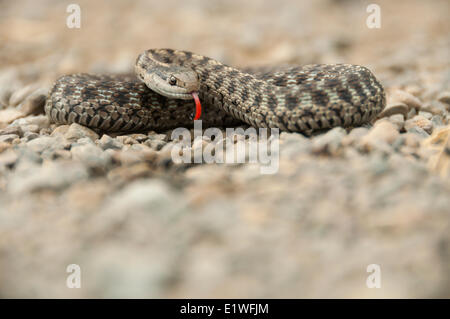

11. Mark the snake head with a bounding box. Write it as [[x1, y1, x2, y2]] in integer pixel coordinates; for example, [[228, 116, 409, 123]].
[[135, 53, 199, 100]]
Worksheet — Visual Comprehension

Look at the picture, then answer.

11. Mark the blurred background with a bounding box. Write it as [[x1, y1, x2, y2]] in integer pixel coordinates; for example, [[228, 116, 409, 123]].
[[0, 0, 449, 298]]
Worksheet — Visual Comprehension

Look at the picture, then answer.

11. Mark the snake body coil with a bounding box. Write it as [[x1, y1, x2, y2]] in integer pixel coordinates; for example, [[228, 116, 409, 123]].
[[45, 49, 386, 134]]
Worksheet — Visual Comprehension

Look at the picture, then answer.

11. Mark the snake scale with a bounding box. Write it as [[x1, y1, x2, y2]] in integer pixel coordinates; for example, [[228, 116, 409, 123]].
[[45, 48, 386, 135]]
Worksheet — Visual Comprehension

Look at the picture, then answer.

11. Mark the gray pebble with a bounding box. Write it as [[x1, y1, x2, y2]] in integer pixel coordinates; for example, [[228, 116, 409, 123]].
[[64, 123, 99, 142], [98, 134, 123, 150], [0, 134, 19, 143], [71, 143, 111, 169], [8, 161, 88, 194]]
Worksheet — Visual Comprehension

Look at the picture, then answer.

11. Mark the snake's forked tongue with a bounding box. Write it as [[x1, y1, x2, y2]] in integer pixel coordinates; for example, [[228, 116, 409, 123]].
[[192, 92, 202, 120]]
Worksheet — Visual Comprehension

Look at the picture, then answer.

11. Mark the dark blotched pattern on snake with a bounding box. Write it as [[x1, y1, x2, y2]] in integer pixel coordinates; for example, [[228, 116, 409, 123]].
[[45, 49, 386, 134]]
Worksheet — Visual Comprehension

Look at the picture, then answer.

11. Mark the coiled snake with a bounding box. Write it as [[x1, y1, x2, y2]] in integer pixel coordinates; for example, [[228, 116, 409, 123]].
[[45, 48, 386, 134]]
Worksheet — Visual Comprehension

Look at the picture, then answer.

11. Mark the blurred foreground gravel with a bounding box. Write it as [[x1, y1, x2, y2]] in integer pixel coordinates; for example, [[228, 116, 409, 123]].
[[0, 0, 449, 298]]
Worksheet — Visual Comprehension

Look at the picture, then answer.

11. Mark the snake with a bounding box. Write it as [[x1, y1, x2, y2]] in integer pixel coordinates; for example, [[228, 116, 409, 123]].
[[45, 48, 386, 135]]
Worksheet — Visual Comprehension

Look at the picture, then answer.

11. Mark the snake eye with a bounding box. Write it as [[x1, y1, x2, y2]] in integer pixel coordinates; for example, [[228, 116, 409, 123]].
[[169, 76, 177, 85]]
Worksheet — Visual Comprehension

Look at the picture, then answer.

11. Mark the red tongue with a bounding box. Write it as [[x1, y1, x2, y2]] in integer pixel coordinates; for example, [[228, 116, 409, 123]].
[[191, 92, 201, 120]]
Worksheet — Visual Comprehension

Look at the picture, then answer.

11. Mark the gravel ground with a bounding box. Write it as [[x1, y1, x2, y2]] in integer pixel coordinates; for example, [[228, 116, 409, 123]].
[[0, 0, 449, 298]]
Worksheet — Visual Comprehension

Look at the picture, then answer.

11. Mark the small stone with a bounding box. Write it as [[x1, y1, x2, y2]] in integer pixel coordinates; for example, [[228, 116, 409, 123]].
[[26, 136, 64, 153], [390, 90, 422, 111], [12, 115, 50, 129], [407, 108, 417, 119], [403, 133, 422, 148], [0, 125, 23, 137], [431, 115, 444, 128], [144, 139, 167, 151], [377, 102, 408, 118], [0, 134, 19, 143], [51, 125, 70, 136], [98, 134, 123, 150], [17, 89, 47, 115], [342, 127, 369, 147], [360, 121, 399, 151], [23, 131, 40, 141], [71, 143, 111, 169], [0, 149, 18, 168], [156, 143, 177, 168], [406, 126, 429, 138], [64, 123, 99, 141], [128, 134, 148, 142], [0, 141, 10, 153], [9, 85, 40, 106], [421, 101, 447, 115], [346, 127, 370, 141], [51, 149, 72, 160], [279, 132, 311, 158], [102, 179, 184, 216], [20, 124, 40, 134], [437, 91, 450, 105], [8, 161, 88, 194], [418, 111, 432, 120], [388, 114, 405, 131], [311, 127, 346, 155], [111, 149, 145, 166], [147, 132, 169, 142], [116, 136, 138, 145], [0, 87, 13, 109], [405, 115, 433, 134], [107, 162, 153, 183], [0, 109, 24, 127]]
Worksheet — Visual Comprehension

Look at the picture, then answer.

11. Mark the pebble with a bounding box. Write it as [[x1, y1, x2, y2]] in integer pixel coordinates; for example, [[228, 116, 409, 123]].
[[51, 125, 70, 136], [431, 115, 444, 128], [127, 134, 149, 142], [405, 115, 433, 134], [16, 89, 47, 115], [421, 101, 447, 115], [102, 179, 182, 216], [437, 91, 450, 105], [110, 149, 145, 166], [9, 85, 40, 107], [107, 162, 153, 182], [26, 136, 67, 153], [390, 90, 423, 111], [144, 139, 167, 151], [388, 114, 405, 131], [0, 134, 19, 143], [64, 123, 99, 141], [148, 132, 169, 142], [0, 125, 23, 137], [311, 127, 346, 155], [71, 143, 111, 169], [0, 109, 24, 127], [0, 149, 18, 168], [19, 124, 40, 134], [97, 134, 123, 150], [403, 133, 422, 148], [418, 111, 433, 120], [12, 115, 49, 130], [0, 141, 10, 153], [116, 136, 138, 145], [360, 121, 399, 152], [8, 161, 89, 194], [377, 102, 409, 118], [406, 126, 430, 139]]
